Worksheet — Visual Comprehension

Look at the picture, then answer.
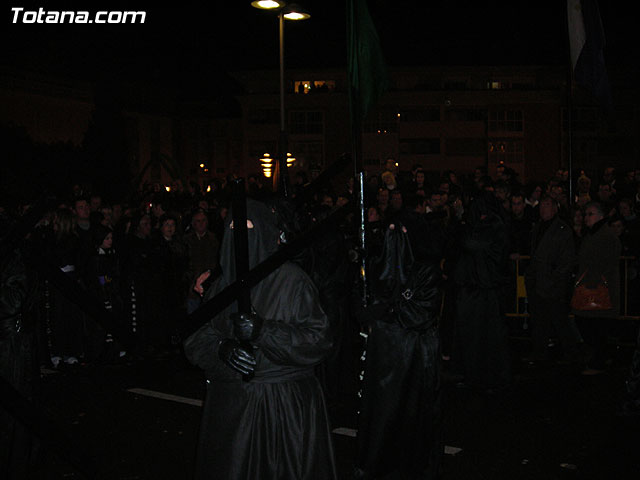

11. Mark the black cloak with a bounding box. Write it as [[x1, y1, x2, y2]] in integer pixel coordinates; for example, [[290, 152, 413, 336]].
[[453, 192, 512, 389], [183, 199, 337, 480], [355, 221, 444, 479]]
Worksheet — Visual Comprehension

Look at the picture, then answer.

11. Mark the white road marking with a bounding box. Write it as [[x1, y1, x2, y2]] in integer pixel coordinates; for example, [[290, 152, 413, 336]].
[[332, 427, 357, 437], [331, 427, 463, 455], [127, 388, 203, 407]]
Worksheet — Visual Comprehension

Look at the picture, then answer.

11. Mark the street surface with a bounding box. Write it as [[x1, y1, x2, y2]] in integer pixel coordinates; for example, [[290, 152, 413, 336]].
[[28, 334, 640, 479]]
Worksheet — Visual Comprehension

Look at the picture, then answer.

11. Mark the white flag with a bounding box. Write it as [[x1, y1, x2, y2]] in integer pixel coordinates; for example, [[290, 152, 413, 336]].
[[567, 0, 586, 70]]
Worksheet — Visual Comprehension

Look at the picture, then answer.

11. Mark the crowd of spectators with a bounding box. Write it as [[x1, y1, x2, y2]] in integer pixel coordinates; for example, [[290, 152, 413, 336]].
[[1, 162, 639, 381]]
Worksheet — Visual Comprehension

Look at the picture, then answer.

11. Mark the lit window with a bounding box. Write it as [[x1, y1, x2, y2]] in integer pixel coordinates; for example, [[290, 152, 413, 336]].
[[294, 80, 336, 94]]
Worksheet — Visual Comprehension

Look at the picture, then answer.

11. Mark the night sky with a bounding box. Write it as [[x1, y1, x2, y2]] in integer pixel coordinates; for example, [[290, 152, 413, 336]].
[[3, 1, 634, 88]]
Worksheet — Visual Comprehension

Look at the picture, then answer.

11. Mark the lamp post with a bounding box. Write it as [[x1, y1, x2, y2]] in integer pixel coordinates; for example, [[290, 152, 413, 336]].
[[251, 1, 310, 197]]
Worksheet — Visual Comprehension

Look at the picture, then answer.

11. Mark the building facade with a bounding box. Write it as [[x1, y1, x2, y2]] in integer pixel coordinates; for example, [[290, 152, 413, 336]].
[[235, 64, 639, 185], [2, 63, 637, 195]]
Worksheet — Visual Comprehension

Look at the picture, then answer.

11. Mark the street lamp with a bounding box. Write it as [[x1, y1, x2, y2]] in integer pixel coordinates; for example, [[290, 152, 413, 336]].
[[260, 153, 273, 178], [251, 1, 310, 197], [259, 152, 295, 178]]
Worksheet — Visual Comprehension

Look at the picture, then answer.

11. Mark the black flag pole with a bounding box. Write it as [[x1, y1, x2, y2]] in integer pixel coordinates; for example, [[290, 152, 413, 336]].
[[347, 0, 389, 309], [347, 0, 389, 414]]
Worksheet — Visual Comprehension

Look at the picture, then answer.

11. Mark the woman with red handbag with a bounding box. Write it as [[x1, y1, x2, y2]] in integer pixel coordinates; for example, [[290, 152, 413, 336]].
[[572, 202, 621, 375]]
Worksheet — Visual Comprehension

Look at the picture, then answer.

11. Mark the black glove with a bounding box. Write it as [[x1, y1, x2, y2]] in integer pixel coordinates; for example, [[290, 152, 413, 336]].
[[218, 339, 256, 376], [232, 311, 264, 342]]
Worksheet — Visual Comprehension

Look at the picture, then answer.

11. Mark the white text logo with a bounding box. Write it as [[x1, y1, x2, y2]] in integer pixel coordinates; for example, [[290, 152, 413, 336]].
[[11, 8, 146, 24]]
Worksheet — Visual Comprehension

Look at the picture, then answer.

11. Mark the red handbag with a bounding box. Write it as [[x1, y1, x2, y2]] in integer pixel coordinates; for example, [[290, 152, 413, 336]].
[[570, 271, 612, 311]]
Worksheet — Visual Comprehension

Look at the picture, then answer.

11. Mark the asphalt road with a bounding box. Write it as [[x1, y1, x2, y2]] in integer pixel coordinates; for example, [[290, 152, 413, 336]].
[[22, 335, 640, 479]]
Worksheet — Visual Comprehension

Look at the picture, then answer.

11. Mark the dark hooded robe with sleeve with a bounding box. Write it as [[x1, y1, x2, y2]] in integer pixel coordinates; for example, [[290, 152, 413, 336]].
[[1, 245, 42, 478], [355, 215, 444, 480], [453, 192, 512, 390], [183, 199, 337, 480]]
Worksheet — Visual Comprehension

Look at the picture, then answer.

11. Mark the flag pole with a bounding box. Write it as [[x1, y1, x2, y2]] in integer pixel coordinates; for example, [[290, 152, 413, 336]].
[[347, 0, 389, 419], [347, 0, 388, 308], [347, 0, 367, 308], [566, 0, 576, 206], [566, 0, 613, 197], [353, 96, 368, 308]]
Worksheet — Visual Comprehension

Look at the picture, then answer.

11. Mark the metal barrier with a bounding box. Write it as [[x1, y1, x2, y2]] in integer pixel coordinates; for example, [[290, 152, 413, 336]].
[[506, 255, 640, 321]]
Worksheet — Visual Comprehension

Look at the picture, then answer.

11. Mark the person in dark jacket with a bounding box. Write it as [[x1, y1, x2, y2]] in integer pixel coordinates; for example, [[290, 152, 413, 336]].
[[183, 198, 337, 480], [48, 208, 84, 366], [84, 224, 124, 363], [573, 201, 621, 375], [184, 209, 219, 315], [525, 195, 580, 365], [154, 214, 189, 350], [121, 212, 160, 356], [453, 192, 512, 391]]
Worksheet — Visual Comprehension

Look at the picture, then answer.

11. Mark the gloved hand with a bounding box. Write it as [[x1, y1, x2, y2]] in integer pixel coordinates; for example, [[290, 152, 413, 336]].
[[232, 311, 264, 342], [218, 339, 256, 376]]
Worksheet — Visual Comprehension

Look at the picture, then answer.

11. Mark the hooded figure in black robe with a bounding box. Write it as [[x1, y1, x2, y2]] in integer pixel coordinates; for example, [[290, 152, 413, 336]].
[[453, 192, 512, 390], [1, 239, 41, 478], [183, 198, 337, 480], [355, 214, 444, 480]]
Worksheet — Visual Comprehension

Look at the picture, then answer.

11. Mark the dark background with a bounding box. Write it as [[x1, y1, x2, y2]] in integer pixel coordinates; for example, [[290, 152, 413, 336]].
[[3, 2, 634, 83], [1, 2, 636, 203]]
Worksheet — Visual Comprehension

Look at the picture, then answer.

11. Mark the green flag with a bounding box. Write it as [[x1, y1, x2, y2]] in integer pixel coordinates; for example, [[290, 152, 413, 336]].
[[347, 0, 389, 126]]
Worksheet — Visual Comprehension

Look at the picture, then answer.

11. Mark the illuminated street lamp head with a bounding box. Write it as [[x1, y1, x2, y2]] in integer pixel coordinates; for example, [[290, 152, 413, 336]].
[[283, 4, 310, 20], [251, 1, 310, 20], [251, 0, 286, 10]]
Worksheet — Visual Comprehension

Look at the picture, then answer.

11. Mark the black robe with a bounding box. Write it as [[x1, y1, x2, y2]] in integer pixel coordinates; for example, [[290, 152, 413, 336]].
[[184, 199, 337, 480], [453, 193, 512, 390], [1, 248, 41, 478], [355, 221, 444, 479]]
